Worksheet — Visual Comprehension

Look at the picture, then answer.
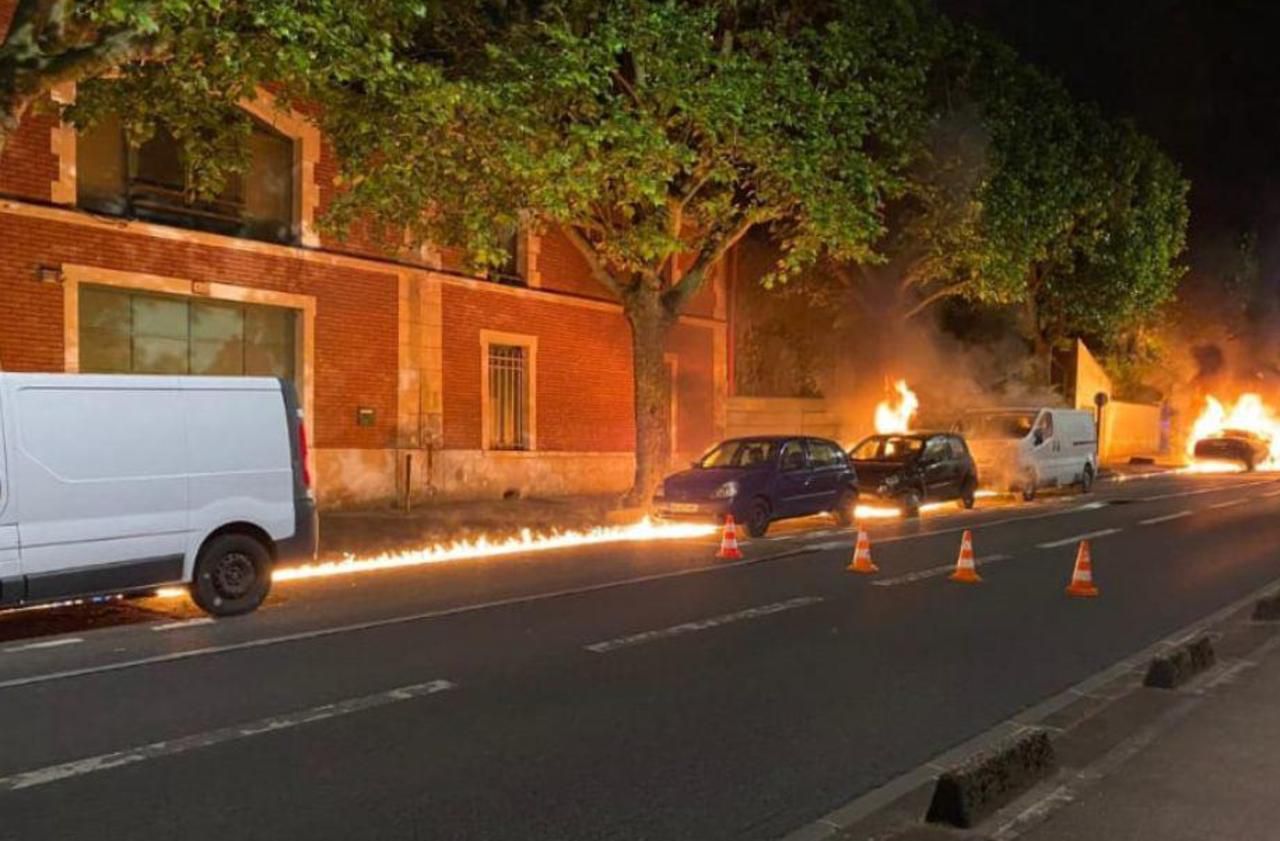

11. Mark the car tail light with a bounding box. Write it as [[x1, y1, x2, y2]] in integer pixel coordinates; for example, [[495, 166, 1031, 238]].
[[297, 411, 313, 490]]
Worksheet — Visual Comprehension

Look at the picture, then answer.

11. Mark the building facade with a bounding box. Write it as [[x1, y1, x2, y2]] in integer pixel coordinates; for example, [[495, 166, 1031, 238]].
[[0, 77, 728, 508]]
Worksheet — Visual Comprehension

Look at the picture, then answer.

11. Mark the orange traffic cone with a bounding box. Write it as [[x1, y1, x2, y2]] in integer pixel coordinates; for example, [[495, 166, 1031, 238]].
[[716, 515, 743, 560], [949, 530, 982, 583], [846, 526, 879, 574], [1065, 540, 1099, 598]]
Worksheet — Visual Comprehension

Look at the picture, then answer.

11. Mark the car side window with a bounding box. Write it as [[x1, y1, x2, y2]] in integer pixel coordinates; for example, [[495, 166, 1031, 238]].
[[948, 437, 968, 460], [779, 440, 808, 472], [1034, 412, 1054, 441], [808, 440, 845, 469], [924, 436, 949, 462]]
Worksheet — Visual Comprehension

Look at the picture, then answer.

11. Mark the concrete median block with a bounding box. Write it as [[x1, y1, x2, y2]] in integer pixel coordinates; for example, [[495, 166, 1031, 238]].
[[924, 729, 1055, 829], [1143, 635, 1216, 689], [1252, 594, 1280, 622]]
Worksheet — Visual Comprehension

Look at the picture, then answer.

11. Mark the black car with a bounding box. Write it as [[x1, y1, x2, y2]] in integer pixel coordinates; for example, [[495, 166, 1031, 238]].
[[1193, 428, 1270, 471], [849, 432, 979, 517], [654, 436, 859, 537]]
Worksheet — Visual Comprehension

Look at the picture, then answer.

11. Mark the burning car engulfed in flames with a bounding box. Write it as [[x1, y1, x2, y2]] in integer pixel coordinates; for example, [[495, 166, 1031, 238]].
[[1188, 394, 1280, 472]]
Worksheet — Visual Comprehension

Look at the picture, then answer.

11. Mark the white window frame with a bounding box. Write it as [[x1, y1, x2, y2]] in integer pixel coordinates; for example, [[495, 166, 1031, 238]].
[[480, 329, 537, 452]]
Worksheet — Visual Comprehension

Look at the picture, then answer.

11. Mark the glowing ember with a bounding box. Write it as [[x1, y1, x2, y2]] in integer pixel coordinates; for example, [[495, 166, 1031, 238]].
[[874, 380, 919, 435], [272, 517, 718, 583], [1186, 393, 1280, 467]]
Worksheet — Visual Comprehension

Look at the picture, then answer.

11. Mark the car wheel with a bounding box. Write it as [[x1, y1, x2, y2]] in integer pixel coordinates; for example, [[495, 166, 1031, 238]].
[[190, 532, 272, 617], [902, 490, 922, 519], [832, 489, 858, 527], [1080, 464, 1095, 493], [1243, 456, 1256, 472], [959, 477, 977, 509], [1021, 473, 1037, 502], [746, 499, 771, 538]]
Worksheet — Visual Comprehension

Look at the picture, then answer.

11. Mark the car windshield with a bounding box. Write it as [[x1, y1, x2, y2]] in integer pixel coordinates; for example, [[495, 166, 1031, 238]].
[[697, 439, 778, 469], [850, 435, 924, 462], [959, 411, 1037, 440]]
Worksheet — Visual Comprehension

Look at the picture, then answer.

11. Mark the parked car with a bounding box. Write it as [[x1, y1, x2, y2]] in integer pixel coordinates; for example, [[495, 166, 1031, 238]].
[[653, 436, 858, 538], [848, 432, 978, 517], [1193, 428, 1271, 471], [0, 374, 317, 617], [956, 407, 1099, 501]]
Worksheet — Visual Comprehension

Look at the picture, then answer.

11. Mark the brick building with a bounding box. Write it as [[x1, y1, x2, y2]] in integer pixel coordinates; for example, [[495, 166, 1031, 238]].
[[0, 32, 728, 508]]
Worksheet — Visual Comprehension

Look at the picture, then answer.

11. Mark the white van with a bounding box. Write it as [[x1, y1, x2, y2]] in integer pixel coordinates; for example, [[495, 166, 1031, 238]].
[[0, 374, 316, 616], [956, 407, 1099, 501]]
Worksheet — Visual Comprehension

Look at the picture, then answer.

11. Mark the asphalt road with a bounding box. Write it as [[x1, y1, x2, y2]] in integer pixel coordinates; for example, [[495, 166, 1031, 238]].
[[1, 471, 1278, 841]]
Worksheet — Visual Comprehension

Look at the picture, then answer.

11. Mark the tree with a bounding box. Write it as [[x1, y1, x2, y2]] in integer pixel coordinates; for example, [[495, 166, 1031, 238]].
[[324, 0, 932, 504], [0, 0, 429, 175]]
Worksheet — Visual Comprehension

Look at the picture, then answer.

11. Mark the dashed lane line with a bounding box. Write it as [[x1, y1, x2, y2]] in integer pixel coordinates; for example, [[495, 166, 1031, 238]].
[[3, 638, 84, 654], [1208, 498, 1248, 510], [1036, 528, 1122, 550], [584, 596, 823, 653], [870, 555, 1012, 587], [151, 618, 217, 632], [1138, 510, 1193, 526], [0, 679, 456, 791]]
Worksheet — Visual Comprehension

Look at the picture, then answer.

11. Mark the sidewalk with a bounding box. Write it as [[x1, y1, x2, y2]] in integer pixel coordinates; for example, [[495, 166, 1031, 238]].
[[318, 494, 627, 558], [1012, 632, 1280, 841]]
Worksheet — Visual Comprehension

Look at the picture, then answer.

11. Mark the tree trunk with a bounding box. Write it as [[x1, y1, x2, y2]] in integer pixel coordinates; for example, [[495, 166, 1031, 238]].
[[623, 290, 675, 508]]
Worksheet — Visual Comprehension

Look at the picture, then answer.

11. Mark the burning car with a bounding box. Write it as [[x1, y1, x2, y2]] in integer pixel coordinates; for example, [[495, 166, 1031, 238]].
[[848, 432, 978, 517], [1192, 428, 1270, 471], [653, 436, 859, 538]]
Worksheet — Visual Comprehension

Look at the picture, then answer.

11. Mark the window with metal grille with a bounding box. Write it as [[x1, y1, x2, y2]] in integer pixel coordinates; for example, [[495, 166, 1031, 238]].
[[488, 344, 529, 450]]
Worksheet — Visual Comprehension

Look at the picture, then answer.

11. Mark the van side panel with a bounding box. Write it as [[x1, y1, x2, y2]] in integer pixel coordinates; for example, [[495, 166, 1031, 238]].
[[183, 383, 294, 576], [0, 380, 22, 603], [13, 380, 190, 597]]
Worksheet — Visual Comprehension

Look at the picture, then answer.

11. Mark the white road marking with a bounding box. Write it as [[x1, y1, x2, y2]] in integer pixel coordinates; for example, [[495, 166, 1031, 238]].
[[3, 638, 84, 654], [585, 596, 823, 654], [0, 679, 455, 791], [1036, 529, 1122, 550], [1208, 498, 1247, 510], [1262, 488, 1280, 498], [1138, 510, 1193, 526], [151, 618, 216, 632], [1140, 479, 1275, 502], [871, 555, 1012, 587]]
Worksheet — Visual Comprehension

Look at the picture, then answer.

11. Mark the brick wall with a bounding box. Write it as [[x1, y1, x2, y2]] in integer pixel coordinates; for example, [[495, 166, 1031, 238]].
[[441, 282, 718, 456], [0, 210, 398, 451]]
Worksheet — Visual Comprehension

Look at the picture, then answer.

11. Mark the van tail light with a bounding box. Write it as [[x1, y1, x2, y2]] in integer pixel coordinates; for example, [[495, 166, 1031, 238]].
[[297, 412, 313, 490]]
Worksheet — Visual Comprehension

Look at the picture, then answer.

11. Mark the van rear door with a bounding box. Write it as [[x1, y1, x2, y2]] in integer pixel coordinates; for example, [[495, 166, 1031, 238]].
[[0, 380, 20, 604], [14, 377, 189, 600]]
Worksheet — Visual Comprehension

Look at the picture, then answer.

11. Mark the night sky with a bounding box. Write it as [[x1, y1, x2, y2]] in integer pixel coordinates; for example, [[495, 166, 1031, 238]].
[[940, 0, 1280, 289]]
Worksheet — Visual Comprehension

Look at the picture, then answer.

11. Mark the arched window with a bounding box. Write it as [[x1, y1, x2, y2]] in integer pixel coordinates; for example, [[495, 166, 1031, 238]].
[[77, 115, 297, 244]]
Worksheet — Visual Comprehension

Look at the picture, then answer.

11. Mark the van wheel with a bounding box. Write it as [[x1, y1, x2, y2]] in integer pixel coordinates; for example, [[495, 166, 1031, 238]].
[[191, 533, 272, 617], [1021, 474, 1037, 502], [1080, 465, 1095, 493], [746, 499, 771, 538], [832, 489, 858, 527]]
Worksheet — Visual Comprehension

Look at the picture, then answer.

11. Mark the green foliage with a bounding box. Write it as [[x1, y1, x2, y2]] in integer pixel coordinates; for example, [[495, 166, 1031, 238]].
[[324, 0, 933, 305]]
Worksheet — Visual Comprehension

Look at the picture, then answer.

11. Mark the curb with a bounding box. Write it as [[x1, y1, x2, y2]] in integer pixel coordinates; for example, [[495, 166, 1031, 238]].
[[1253, 594, 1280, 622]]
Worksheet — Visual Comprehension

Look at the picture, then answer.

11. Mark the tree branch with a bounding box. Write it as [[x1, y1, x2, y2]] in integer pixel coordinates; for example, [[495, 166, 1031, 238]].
[[664, 215, 756, 314], [901, 282, 968, 320], [561, 224, 625, 299]]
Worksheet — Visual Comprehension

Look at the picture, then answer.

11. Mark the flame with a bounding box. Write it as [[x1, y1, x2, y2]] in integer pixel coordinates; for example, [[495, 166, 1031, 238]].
[[271, 518, 718, 583], [874, 380, 919, 434], [1186, 392, 1280, 467]]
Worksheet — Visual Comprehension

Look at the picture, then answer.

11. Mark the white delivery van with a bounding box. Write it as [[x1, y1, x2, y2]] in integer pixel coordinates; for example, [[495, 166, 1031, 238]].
[[0, 374, 316, 616], [956, 407, 1099, 501]]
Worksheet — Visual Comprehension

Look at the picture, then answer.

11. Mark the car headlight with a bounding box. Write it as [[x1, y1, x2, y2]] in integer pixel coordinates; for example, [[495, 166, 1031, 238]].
[[712, 481, 739, 499]]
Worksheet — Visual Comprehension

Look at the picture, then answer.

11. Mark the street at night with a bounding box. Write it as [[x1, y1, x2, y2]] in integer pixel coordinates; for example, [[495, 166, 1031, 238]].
[[0, 471, 1275, 840]]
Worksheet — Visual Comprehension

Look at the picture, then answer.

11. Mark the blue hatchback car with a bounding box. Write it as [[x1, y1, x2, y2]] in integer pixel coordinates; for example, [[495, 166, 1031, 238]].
[[653, 436, 859, 537]]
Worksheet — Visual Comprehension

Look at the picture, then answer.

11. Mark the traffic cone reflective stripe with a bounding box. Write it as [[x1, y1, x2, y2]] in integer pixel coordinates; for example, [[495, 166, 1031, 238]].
[[949, 529, 982, 583], [846, 526, 879, 574], [1066, 540, 1099, 597], [716, 515, 743, 560]]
